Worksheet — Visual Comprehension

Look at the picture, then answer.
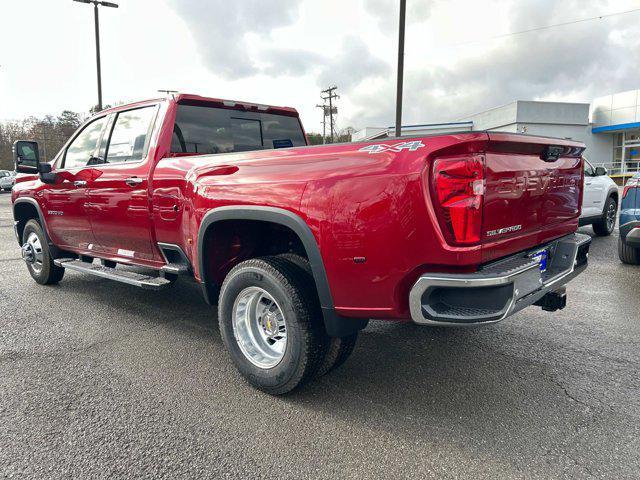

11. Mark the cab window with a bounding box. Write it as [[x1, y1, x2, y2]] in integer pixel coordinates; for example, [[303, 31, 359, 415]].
[[63, 116, 107, 169], [104, 106, 156, 164], [171, 105, 306, 155]]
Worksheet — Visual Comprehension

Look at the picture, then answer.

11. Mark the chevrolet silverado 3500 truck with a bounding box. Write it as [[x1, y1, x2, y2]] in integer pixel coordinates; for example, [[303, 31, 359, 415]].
[[12, 94, 591, 394]]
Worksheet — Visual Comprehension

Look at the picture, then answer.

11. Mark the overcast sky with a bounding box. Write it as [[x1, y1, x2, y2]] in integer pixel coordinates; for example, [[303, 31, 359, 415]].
[[1, 0, 639, 133]]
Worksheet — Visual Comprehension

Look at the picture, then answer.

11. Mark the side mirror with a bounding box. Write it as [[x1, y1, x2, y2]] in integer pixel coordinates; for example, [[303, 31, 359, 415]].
[[594, 166, 607, 176], [38, 163, 57, 184], [13, 140, 40, 173]]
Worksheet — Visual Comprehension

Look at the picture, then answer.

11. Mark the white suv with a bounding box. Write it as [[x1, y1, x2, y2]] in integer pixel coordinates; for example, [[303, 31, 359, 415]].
[[0, 170, 15, 192], [579, 159, 619, 236]]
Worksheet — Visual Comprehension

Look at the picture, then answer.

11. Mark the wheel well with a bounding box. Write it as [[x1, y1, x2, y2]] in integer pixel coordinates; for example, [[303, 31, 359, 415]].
[[197, 208, 369, 337], [610, 190, 619, 204], [13, 202, 40, 244], [201, 219, 309, 293]]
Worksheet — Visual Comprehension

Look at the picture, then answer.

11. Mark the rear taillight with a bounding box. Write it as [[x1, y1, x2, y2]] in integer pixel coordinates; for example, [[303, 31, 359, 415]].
[[432, 156, 484, 245], [623, 177, 639, 198]]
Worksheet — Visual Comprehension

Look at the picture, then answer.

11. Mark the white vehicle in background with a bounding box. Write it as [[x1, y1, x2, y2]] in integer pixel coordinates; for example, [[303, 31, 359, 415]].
[[0, 170, 15, 192], [579, 159, 619, 236]]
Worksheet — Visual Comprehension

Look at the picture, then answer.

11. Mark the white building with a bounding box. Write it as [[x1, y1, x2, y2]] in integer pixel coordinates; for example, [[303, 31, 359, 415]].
[[352, 89, 640, 176]]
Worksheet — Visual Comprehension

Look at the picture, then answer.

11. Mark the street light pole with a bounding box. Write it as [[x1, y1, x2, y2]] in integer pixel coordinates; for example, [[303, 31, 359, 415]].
[[73, 0, 119, 112], [93, 3, 103, 111], [395, 0, 406, 138]]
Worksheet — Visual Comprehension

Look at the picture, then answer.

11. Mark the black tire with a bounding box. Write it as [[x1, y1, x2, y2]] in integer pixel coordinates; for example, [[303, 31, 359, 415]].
[[277, 253, 312, 275], [218, 256, 328, 395], [618, 237, 640, 265], [22, 219, 65, 285], [316, 332, 358, 377], [592, 196, 617, 236], [276, 253, 359, 377]]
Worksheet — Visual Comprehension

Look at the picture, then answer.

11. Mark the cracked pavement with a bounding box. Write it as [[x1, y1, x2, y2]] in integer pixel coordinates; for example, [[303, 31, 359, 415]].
[[0, 193, 639, 479]]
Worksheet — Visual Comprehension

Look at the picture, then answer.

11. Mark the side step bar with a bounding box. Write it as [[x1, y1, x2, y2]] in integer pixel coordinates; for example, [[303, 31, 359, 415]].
[[54, 258, 173, 290], [160, 263, 189, 275]]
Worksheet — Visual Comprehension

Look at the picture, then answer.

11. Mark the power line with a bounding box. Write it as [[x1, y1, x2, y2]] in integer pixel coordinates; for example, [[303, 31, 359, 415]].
[[447, 7, 640, 48]]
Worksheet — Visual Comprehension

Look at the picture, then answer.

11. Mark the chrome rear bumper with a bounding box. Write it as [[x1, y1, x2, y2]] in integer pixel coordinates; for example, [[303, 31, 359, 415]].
[[409, 233, 591, 326]]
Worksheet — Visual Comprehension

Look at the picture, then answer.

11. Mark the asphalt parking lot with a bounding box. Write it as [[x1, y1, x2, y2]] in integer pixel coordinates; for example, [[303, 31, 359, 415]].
[[0, 192, 639, 479]]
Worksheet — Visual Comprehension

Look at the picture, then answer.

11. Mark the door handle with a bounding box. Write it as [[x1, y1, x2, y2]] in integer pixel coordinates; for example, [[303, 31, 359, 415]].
[[73, 180, 87, 187], [124, 177, 143, 187]]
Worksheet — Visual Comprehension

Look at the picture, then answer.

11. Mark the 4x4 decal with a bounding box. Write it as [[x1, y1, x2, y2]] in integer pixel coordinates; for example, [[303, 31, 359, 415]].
[[358, 140, 426, 154]]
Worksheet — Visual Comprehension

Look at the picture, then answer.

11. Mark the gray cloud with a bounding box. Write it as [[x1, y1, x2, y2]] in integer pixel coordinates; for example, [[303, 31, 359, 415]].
[[261, 48, 325, 77], [168, 0, 389, 93], [167, 0, 303, 79], [261, 37, 390, 90], [317, 36, 391, 90], [348, 0, 640, 127], [363, 0, 431, 33], [260, 37, 390, 98]]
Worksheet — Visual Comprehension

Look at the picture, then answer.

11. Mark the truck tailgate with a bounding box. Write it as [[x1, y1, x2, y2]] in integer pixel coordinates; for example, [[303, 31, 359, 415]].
[[481, 133, 584, 262]]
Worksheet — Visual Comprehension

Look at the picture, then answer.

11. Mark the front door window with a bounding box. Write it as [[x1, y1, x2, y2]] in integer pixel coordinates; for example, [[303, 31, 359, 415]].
[[63, 117, 107, 169]]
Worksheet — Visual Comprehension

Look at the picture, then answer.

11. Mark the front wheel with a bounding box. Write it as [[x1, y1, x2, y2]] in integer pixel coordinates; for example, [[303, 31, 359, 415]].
[[218, 257, 328, 395], [21, 219, 65, 285], [592, 196, 617, 236]]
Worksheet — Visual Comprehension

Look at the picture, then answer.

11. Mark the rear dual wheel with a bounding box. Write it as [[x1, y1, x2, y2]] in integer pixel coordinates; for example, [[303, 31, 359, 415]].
[[218, 255, 358, 395], [276, 253, 358, 377]]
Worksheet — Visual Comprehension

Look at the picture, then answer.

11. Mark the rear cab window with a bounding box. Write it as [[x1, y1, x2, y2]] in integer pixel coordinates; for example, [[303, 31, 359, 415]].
[[171, 104, 306, 155]]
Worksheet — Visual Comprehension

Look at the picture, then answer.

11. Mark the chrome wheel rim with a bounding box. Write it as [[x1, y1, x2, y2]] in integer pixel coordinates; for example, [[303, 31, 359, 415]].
[[232, 287, 287, 369], [22, 232, 44, 274], [606, 202, 617, 231]]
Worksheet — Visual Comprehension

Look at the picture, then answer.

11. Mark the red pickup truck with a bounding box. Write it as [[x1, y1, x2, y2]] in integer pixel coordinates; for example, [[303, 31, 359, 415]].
[[12, 93, 590, 394]]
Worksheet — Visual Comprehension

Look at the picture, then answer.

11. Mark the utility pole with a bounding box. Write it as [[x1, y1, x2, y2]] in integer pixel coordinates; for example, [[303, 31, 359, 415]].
[[320, 86, 339, 143], [94, 2, 103, 110], [395, 0, 406, 138], [73, 0, 119, 111], [315, 104, 327, 143]]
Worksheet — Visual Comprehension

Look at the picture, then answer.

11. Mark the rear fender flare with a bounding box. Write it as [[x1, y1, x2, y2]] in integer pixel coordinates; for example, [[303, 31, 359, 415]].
[[196, 206, 367, 337]]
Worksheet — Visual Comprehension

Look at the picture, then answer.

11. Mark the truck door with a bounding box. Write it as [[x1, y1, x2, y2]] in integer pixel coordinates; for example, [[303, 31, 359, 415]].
[[43, 115, 108, 250], [86, 105, 162, 264]]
